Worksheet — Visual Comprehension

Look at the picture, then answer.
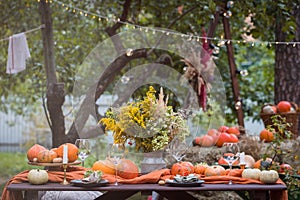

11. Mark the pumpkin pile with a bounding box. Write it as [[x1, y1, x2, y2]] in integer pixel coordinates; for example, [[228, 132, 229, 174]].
[[169, 158, 279, 184], [241, 168, 279, 184], [27, 143, 78, 163], [261, 100, 296, 114], [193, 126, 240, 148]]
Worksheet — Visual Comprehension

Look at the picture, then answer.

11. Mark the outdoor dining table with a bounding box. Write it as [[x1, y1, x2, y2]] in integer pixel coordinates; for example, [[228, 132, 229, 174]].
[[6, 181, 287, 200], [2, 166, 288, 200]]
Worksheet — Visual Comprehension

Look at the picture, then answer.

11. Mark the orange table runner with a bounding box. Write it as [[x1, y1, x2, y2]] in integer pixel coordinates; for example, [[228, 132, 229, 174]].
[[1, 168, 287, 200]]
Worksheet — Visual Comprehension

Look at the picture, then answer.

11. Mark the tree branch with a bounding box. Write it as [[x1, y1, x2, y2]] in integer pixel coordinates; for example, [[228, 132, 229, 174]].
[[147, 5, 199, 56], [105, 0, 131, 53], [67, 49, 147, 143]]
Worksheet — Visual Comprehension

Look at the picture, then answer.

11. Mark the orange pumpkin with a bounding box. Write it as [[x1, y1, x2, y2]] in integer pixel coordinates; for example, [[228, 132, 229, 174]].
[[216, 132, 232, 147], [117, 159, 139, 179], [228, 134, 239, 143], [37, 150, 58, 163], [56, 143, 78, 162], [92, 159, 116, 175], [201, 135, 215, 147], [171, 161, 194, 176], [27, 144, 47, 161], [259, 129, 274, 142], [204, 165, 226, 177], [194, 163, 209, 175], [226, 126, 240, 136], [207, 129, 219, 143], [50, 148, 59, 155], [277, 101, 291, 113]]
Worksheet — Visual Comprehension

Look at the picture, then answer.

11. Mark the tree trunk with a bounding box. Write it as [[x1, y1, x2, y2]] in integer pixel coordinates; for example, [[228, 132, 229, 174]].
[[274, 5, 300, 136], [39, 0, 68, 147]]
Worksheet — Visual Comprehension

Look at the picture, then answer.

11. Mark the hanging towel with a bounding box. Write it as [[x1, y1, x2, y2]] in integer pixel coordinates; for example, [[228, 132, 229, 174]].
[[6, 32, 31, 74]]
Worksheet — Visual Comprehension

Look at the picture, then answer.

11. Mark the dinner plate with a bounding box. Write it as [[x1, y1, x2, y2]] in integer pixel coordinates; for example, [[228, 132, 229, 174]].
[[71, 179, 109, 187], [219, 164, 240, 169], [165, 179, 205, 187]]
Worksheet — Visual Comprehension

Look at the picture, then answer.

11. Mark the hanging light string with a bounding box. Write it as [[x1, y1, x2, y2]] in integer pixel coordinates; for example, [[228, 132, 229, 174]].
[[46, 0, 299, 47], [0, 24, 45, 43]]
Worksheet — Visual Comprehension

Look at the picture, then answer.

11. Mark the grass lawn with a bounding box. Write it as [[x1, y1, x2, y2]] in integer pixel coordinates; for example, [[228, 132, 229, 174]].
[[0, 152, 31, 198]]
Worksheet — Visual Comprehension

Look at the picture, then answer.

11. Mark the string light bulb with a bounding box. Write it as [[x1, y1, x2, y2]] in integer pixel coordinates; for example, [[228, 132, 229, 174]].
[[226, 1, 234, 9], [223, 10, 232, 18], [45, 0, 300, 49], [236, 69, 248, 77], [121, 75, 130, 84], [126, 48, 133, 57], [235, 100, 242, 110]]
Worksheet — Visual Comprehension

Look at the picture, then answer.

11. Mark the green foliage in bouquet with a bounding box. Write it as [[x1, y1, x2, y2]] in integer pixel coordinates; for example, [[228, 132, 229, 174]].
[[100, 86, 190, 152], [261, 115, 299, 200]]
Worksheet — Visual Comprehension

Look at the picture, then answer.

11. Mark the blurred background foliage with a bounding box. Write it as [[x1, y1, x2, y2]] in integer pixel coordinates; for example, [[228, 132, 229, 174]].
[[0, 0, 295, 125]]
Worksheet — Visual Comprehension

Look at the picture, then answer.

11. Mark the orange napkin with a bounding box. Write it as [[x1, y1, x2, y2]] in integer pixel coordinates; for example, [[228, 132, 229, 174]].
[[1, 166, 87, 200], [102, 169, 173, 184]]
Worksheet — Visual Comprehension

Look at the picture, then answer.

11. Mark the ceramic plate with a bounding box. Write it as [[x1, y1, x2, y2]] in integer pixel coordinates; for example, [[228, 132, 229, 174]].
[[219, 164, 240, 169], [71, 179, 109, 187], [165, 179, 205, 187]]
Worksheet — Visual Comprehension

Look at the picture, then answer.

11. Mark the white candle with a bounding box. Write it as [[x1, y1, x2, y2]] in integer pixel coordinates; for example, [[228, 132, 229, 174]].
[[63, 144, 68, 164], [239, 152, 245, 164]]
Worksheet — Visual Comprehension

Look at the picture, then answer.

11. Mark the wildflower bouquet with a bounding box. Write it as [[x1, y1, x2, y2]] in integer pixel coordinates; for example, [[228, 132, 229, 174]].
[[100, 86, 190, 152]]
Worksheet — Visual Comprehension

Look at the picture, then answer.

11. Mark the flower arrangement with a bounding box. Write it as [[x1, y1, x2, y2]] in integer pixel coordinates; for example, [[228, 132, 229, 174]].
[[100, 86, 190, 152]]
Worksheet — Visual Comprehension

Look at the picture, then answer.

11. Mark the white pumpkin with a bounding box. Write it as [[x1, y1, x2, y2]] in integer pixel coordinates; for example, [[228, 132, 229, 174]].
[[262, 105, 275, 114], [259, 170, 279, 184], [242, 168, 261, 180], [27, 169, 49, 185], [244, 155, 255, 168]]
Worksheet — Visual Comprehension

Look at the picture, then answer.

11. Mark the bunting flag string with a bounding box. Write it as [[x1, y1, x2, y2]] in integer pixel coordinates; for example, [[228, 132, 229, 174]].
[[47, 0, 299, 48], [0, 24, 45, 43]]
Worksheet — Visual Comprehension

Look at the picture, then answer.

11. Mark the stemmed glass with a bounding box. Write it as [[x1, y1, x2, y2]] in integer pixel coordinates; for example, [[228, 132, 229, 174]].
[[108, 143, 124, 186], [222, 142, 240, 184], [168, 138, 188, 162], [75, 139, 91, 167]]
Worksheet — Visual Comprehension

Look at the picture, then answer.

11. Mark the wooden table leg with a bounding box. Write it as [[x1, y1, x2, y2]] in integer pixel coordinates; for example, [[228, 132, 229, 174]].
[[248, 190, 268, 200], [155, 191, 198, 200], [25, 191, 39, 200], [94, 191, 138, 200]]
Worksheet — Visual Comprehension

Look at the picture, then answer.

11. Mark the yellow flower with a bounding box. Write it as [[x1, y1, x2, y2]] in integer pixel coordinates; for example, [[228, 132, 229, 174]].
[[99, 86, 190, 152]]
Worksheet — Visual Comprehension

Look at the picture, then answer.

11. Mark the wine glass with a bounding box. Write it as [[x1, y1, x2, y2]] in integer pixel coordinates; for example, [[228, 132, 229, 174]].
[[108, 143, 124, 186], [168, 138, 188, 162], [75, 139, 91, 167], [222, 142, 240, 184]]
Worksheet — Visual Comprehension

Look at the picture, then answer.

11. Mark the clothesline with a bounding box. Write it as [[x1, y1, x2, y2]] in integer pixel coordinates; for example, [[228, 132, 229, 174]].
[[0, 24, 45, 43]]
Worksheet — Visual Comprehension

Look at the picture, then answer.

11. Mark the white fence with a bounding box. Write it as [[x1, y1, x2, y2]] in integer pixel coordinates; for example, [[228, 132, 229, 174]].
[[0, 94, 116, 153], [0, 111, 32, 152]]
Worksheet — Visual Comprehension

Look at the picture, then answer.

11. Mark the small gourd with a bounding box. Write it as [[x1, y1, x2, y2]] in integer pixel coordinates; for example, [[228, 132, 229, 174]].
[[259, 170, 279, 184], [241, 168, 261, 180], [52, 157, 63, 163], [27, 169, 49, 185]]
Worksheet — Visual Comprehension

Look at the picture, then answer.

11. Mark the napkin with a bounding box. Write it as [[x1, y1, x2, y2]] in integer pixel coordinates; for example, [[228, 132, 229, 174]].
[[102, 168, 172, 184]]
